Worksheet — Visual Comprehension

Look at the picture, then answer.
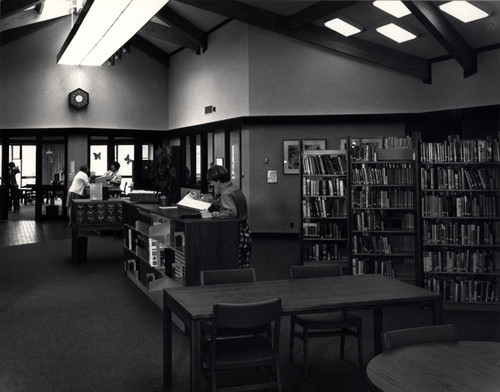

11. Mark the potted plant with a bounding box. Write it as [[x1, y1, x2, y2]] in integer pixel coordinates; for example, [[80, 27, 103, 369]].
[[149, 146, 176, 207]]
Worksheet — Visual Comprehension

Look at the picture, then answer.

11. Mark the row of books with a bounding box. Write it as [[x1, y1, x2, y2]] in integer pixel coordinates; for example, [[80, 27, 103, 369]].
[[302, 222, 345, 239], [352, 258, 393, 276], [351, 163, 414, 185], [351, 189, 414, 208], [352, 234, 415, 254], [422, 221, 499, 246], [302, 153, 347, 175], [352, 212, 415, 231], [303, 243, 343, 261], [302, 198, 347, 218], [382, 136, 414, 149], [423, 249, 496, 273], [421, 194, 498, 217], [426, 276, 499, 303], [302, 177, 346, 196], [420, 136, 500, 163], [420, 166, 499, 190]]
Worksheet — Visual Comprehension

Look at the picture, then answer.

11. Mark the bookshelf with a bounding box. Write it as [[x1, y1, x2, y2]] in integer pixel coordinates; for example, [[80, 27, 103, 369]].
[[122, 201, 240, 310], [300, 148, 350, 271], [420, 135, 500, 310], [348, 136, 420, 285]]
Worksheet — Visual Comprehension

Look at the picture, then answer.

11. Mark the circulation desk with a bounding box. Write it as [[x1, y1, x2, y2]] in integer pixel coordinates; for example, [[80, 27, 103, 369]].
[[163, 274, 442, 391], [122, 201, 240, 310], [70, 198, 124, 263]]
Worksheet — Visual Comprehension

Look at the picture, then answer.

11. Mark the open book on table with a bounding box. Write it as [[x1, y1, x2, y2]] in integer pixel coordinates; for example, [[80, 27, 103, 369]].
[[177, 193, 211, 211]]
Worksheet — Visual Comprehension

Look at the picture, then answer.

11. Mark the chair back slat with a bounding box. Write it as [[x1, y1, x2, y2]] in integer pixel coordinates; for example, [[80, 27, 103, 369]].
[[289, 264, 342, 279], [382, 324, 459, 351], [214, 298, 281, 330], [201, 268, 256, 285]]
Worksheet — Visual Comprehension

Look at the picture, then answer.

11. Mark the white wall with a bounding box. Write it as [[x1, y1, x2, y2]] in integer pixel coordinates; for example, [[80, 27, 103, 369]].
[[0, 18, 169, 130], [248, 25, 500, 116], [168, 21, 250, 129]]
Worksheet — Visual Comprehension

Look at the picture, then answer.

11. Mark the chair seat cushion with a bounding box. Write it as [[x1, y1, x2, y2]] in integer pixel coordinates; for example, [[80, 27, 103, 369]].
[[292, 312, 360, 330], [202, 336, 274, 368]]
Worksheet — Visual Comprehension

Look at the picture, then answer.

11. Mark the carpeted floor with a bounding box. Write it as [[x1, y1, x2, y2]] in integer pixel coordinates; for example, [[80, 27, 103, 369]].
[[1, 234, 499, 392]]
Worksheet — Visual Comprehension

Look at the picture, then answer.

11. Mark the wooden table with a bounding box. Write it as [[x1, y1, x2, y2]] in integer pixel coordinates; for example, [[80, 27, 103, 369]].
[[367, 341, 500, 392], [163, 274, 442, 391]]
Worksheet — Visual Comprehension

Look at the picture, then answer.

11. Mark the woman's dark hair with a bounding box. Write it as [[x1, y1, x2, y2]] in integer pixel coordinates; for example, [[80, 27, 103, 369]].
[[206, 165, 230, 183], [112, 161, 120, 170]]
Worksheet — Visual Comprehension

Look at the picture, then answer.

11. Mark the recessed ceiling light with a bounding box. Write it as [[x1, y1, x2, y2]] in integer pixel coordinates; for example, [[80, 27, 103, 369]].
[[439, 1, 489, 23], [373, 1, 411, 18], [324, 18, 362, 37], [376, 23, 417, 43]]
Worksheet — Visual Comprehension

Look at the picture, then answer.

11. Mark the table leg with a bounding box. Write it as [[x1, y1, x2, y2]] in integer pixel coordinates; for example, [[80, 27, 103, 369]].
[[71, 228, 79, 264], [190, 319, 201, 392], [373, 308, 383, 355], [163, 291, 173, 390], [431, 299, 443, 325]]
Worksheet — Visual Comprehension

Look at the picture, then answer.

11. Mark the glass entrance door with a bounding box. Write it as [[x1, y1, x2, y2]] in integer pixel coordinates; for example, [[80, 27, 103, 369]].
[[37, 137, 67, 220]]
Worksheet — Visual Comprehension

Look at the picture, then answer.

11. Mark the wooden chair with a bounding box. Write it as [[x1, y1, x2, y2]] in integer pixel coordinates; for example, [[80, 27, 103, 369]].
[[201, 298, 282, 392], [200, 268, 264, 339], [288, 265, 364, 379], [382, 324, 459, 351], [200, 268, 256, 285]]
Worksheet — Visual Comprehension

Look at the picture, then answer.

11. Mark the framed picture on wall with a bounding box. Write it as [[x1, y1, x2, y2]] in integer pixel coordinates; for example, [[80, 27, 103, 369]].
[[303, 139, 326, 151], [283, 140, 300, 174]]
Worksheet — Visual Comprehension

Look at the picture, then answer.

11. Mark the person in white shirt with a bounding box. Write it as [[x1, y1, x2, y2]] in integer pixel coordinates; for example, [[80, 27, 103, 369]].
[[105, 161, 122, 188], [66, 164, 90, 211]]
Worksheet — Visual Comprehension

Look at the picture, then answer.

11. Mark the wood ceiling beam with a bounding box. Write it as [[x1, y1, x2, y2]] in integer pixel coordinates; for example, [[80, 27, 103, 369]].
[[284, 1, 353, 30], [35, 2, 46, 15], [156, 6, 207, 54], [140, 21, 201, 52], [0, 0, 43, 19], [175, 0, 429, 81], [130, 35, 170, 67], [404, 1, 477, 77], [0, 16, 65, 46]]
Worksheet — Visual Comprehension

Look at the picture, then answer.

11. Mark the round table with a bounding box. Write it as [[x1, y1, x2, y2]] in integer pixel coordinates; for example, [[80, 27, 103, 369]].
[[367, 341, 500, 392]]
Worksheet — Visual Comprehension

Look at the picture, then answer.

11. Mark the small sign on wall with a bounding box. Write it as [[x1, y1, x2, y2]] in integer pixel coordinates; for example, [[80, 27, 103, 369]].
[[267, 169, 278, 183]]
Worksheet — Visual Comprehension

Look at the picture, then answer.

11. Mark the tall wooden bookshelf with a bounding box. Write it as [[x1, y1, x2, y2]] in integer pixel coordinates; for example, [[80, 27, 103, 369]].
[[420, 135, 500, 310], [300, 147, 350, 271], [348, 136, 420, 285]]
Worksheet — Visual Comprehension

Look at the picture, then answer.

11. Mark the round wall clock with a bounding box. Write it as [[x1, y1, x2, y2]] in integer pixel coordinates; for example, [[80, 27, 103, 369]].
[[69, 88, 89, 109]]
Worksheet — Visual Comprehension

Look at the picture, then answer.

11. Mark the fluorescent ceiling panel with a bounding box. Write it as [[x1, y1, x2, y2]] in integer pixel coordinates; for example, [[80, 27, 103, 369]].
[[439, 1, 489, 23], [376, 23, 417, 43], [58, 0, 169, 66], [324, 18, 362, 37], [373, 1, 411, 18]]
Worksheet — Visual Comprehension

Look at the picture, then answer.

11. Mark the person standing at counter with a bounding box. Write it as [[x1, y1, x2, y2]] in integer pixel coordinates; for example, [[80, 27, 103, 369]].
[[201, 165, 252, 268], [105, 161, 122, 188], [66, 164, 90, 213]]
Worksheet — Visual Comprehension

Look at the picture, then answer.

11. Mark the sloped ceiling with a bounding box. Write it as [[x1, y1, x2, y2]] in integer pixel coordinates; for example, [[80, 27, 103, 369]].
[[1, 0, 499, 83]]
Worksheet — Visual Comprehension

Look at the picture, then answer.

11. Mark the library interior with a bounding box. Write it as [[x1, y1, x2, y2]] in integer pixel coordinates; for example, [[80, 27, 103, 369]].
[[1, 1, 499, 392]]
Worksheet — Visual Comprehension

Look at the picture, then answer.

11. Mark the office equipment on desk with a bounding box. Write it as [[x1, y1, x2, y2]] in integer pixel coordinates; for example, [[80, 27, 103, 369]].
[[367, 341, 500, 392], [163, 274, 442, 392]]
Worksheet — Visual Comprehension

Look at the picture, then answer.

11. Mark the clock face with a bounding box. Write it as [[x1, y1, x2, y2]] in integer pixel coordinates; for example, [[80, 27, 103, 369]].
[[69, 88, 89, 109]]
